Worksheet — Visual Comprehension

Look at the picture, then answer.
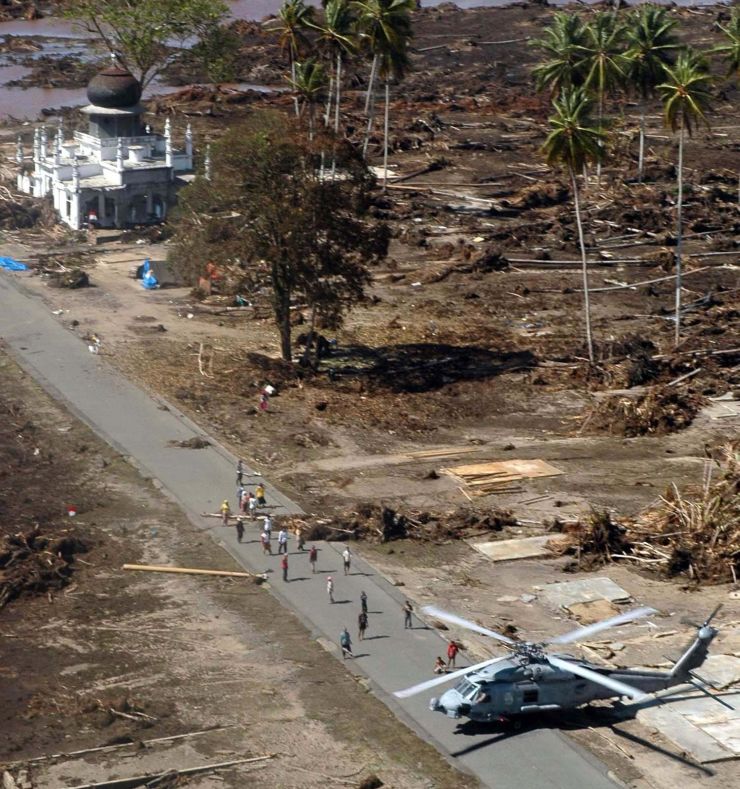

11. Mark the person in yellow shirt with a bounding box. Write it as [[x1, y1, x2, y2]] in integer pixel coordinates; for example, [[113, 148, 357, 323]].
[[255, 483, 266, 506], [220, 499, 231, 526]]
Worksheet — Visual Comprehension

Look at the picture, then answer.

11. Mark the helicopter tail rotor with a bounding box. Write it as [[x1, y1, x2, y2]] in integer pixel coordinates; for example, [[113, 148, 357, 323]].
[[548, 656, 647, 701]]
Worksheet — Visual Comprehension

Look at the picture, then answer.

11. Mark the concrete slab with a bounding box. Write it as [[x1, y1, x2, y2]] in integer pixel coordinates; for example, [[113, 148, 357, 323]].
[[539, 577, 632, 609], [696, 654, 740, 690], [471, 535, 552, 562], [566, 599, 619, 624], [638, 692, 740, 763]]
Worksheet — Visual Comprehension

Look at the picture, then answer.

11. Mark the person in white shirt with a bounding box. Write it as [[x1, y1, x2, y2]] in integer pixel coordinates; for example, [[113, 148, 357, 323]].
[[342, 547, 352, 576], [278, 528, 288, 554]]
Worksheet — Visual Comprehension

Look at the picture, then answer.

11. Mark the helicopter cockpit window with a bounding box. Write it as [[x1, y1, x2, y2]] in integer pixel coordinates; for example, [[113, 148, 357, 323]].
[[455, 679, 480, 700], [522, 689, 539, 703]]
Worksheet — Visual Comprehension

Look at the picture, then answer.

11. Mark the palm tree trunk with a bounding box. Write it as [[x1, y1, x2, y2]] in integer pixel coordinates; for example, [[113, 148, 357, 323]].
[[637, 104, 646, 183], [324, 74, 333, 127], [291, 53, 299, 118], [570, 167, 594, 363], [365, 53, 378, 114], [382, 80, 390, 191], [362, 54, 379, 157], [674, 121, 684, 346], [331, 52, 342, 179]]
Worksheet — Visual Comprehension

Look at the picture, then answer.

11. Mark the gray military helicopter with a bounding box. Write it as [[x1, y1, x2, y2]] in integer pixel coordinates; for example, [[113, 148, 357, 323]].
[[394, 604, 724, 723]]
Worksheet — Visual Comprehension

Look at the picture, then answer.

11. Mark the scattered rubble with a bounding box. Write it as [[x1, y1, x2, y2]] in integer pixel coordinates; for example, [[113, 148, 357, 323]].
[[286, 504, 517, 544], [0, 526, 90, 609], [583, 386, 706, 437]]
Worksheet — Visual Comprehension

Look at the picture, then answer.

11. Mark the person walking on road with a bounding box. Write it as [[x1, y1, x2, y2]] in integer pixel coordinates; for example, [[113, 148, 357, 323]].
[[296, 529, 305, 552], [256, 483, 266, 506], [281, 554, 289, 582], [447, 640, 459, 668], [262, 514, 272, 536], [261, 530, 272, 555], [238, 488, 248, 514], [358, 610, 368, 641], [340, 627, 353, 659], [327, 576, 335, 604], [277, 528, 288, 554], [236, 459, 244, 488], [247, 492, 257, 519], [220, 499, 231, 526], [235, 517, 245, 543], [342, 546, 352, 576], [309, 545, 318, 573], [403, 600, 414, 629], [360, 590, 368, 615]]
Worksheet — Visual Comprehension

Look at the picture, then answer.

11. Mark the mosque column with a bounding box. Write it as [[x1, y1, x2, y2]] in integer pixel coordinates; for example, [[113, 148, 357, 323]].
[[69, 155, 81, 230]]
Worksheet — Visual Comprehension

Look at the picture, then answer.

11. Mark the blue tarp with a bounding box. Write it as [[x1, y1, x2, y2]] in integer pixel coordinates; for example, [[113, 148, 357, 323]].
[[140, 258, 159, 289], [0, 256, 27, 272]]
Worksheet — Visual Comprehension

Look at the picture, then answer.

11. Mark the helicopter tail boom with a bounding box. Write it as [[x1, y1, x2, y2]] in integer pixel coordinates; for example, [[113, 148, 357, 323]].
[[669, 611, 720, 681]]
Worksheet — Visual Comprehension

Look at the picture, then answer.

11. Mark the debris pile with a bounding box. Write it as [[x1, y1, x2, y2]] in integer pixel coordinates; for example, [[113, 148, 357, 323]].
[[283, 504, 517, 544], [0, 526, 90, 609], [552, 443, 739, 584], [631, 443, 739, 584], [583, 385, 705, 437], [549, 509, 632, 570]]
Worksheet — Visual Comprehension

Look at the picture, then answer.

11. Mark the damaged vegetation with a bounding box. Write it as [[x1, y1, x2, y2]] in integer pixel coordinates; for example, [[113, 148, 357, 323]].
[[285, 504, 518, 544], [553, 442, 740, 584]]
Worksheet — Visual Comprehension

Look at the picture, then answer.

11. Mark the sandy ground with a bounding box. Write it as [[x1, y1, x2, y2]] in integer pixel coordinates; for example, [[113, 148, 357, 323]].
[[0, 351, 472, 788]]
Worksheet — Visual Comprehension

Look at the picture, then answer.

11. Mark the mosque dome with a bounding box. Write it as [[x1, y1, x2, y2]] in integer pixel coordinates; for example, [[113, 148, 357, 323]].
[[86, 65, 142, 109]]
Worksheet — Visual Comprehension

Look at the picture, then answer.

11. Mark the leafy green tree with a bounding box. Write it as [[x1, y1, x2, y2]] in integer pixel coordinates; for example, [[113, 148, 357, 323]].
[[714, 7, 740, 75], [190, 24, 242, 83], [355, 0, 415, 159], [65, 0, 228, 89], [170, 113, 388, 363], [266, 0, 316, 117], [289, 59, 329, 139], [624, 4, 679, 181], [532, 12, 588, 96], [542, 87, 604, 363], [658, 50, 713, 345]]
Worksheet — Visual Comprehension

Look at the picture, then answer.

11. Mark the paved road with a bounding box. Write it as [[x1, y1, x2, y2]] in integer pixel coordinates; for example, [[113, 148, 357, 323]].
[[0, 272, 618, 789]]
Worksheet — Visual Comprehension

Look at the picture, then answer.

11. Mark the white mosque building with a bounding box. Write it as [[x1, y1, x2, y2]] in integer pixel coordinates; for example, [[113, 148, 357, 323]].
[[17, 62, 196, 230]]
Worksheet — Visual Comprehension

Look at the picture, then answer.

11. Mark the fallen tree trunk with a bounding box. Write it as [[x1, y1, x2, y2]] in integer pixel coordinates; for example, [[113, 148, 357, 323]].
[[122, 564, 255, 578]]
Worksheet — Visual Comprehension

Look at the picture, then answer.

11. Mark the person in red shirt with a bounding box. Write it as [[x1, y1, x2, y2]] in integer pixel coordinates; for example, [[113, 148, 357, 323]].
[[447, 640, 459, 668], [281, 554, 288, 582]]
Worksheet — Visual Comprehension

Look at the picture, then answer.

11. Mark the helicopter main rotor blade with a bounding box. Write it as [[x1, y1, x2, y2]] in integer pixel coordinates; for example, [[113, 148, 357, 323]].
[[546, 607, 657, 646], [548, 656, 647, 701], [421, 605, 516, 646], [393, 656, 509, 699]]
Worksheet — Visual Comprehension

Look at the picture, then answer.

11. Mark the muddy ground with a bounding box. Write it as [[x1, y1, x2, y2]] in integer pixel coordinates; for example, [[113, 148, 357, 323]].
[[0, 3, 738, 786], [0, 349, 470, 787]]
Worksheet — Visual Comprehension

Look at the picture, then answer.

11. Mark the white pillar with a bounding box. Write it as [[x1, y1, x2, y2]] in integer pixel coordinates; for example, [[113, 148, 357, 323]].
[[72, 154, 80, 193], [33, 128, 40, 165], [116, 137, 124, 172], [204, 144, 211, 181], [70, 191, 81, 230], [185, 122, 193, 158], [16, 135, 23, 165], [40, 125, 47, 161], [164, 119, 173, 169]]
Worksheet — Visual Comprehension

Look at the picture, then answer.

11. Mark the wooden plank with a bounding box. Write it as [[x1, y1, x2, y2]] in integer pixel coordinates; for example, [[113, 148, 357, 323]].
[[445, 459, 564, 479], [122, 564, 255, 578]]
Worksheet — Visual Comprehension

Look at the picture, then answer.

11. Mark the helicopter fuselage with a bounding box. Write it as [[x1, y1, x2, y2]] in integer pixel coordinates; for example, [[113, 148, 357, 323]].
[[430, 624, 718, 723]]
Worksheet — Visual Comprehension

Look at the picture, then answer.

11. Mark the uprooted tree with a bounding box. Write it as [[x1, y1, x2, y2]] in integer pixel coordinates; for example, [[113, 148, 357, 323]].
[[170, 112, 389, 362], [65, 0, 229, 88]]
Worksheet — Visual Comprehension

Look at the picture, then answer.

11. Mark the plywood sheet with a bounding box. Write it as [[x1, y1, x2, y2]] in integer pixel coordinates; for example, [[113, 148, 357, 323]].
[[445, 459, 564, 479], [471, 535, 553, 562]]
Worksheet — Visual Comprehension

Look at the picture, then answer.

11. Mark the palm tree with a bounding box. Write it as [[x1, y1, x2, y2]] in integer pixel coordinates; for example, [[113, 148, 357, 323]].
[[354, 0, 415, 159], [579, 12, 627, 183], [714, 7, 740, 75], [542, 87, 604, 363], [624, 4, 679, 181], [311, 0, 357, 175], [290, 59, 329, 139], [379, 40, 410, 189], [658, 50, 712, 345], [532, 12, 588, 96], [266, 0, 316, 117]]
